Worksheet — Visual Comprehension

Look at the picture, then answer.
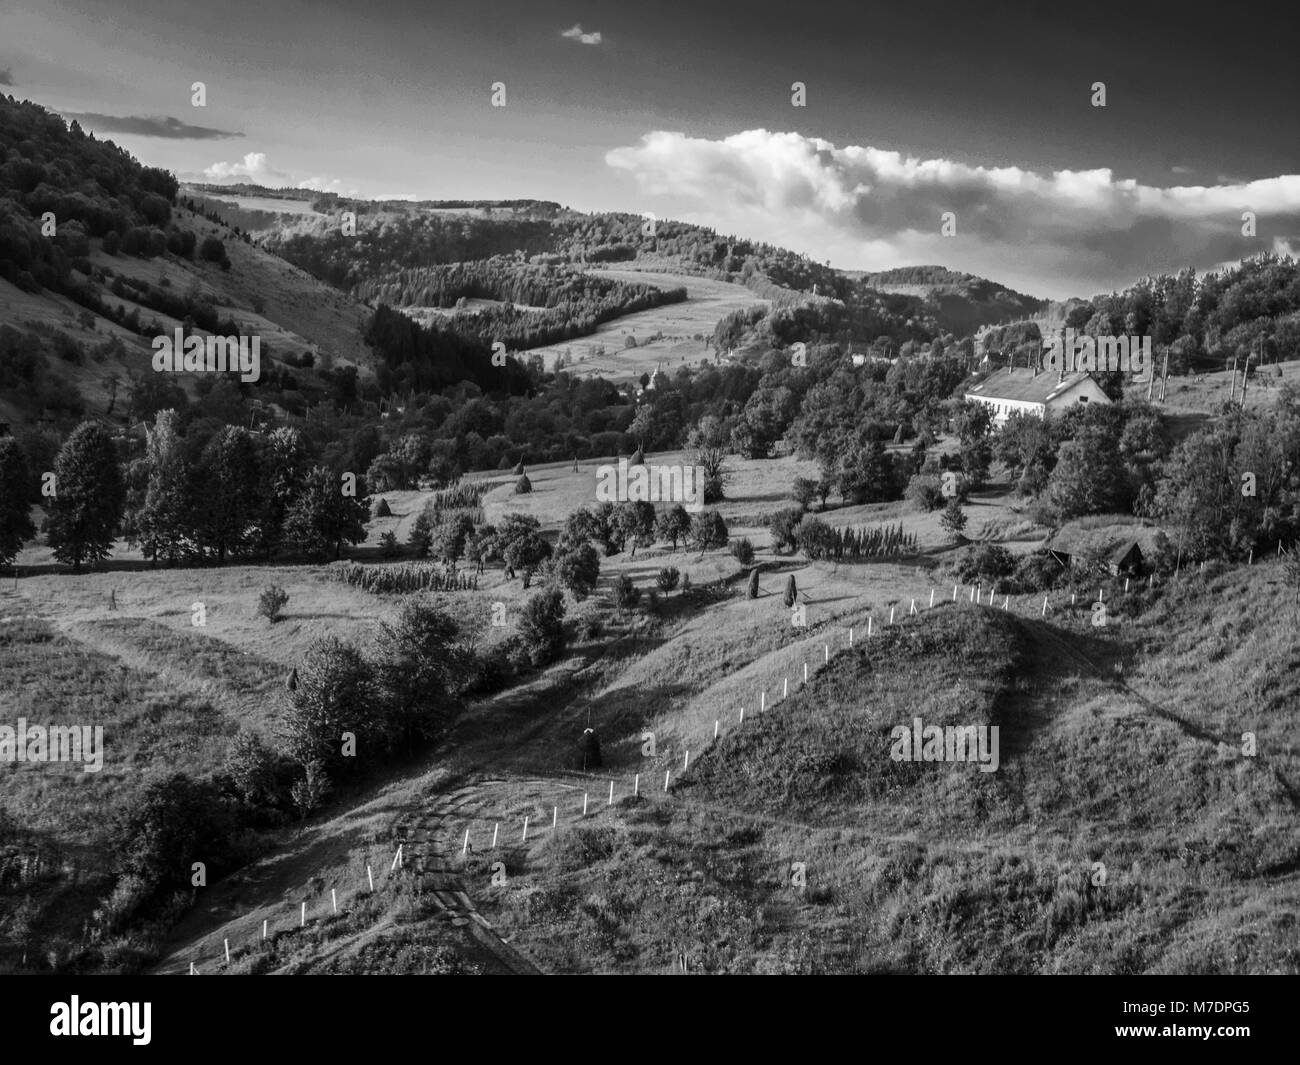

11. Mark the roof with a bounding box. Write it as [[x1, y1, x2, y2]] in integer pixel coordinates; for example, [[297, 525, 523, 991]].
[[1045, 521, 1168, 559], [965, 368, 1097, 405]]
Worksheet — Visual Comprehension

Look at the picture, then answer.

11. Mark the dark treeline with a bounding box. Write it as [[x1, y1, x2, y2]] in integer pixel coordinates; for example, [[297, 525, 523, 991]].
[[356, 261, 687, 351]]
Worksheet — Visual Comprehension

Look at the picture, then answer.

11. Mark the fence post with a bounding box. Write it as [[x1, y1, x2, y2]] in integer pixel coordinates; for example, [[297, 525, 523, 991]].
[[300, 902, 305, 927], [522, 816, 529, 841], [391, 844, 402, 871], [664, 769, 671, 792], [224, 939, 230, 965]]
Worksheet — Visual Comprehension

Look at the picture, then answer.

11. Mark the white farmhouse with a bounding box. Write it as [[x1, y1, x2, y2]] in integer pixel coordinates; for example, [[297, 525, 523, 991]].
[[964, 367, 1110, 428]]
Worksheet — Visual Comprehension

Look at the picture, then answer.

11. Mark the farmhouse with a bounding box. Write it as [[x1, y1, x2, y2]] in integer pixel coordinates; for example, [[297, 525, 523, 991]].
[[965, 367, 1110, 428]]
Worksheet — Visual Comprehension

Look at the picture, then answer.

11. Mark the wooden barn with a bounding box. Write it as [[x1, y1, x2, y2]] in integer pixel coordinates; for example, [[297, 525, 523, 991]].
[[1044, 522, 1166, 576]]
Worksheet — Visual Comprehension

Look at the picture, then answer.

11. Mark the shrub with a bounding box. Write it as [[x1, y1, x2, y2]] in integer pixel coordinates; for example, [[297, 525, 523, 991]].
[[656, 566, 679, 593], [905, 474, 946, 512], [747, 569, 760, 599], [767, 508, 804, 554], [379, 530, 400, 558], [515, 473, 532, 494], [940, 499, 967, 539], [258, 583, 289, 623], [614, 574, 641, 608], [956, 543, 1016, 588], [731, 537, 755, 565], [783, 574, 797, 607]]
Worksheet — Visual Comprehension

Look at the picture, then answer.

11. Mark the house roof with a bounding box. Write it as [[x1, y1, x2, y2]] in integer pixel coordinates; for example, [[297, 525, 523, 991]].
[[965, 368, 1098, 405]]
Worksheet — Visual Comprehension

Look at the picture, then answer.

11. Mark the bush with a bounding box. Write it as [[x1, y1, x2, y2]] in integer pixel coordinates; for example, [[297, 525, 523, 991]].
[[379, 530, 400, 558], [767, 508, 804, 553], [956, 543, 1016, 588], [747, 569, 760, 599], [656, 566, 679, 593], [515, 473, 532, 494], [258, 583, 289, 623], [905, 474, 946, 512], [614, 574, 641, 608], [783, 574, 798, 607], [1013, 551, 1063, 593], [731, 537, 754, 565]]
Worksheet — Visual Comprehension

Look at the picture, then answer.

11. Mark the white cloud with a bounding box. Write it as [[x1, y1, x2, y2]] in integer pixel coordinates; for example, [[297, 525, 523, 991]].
[[201, 152, 293, 185], [561, 24, 602, 45], [196, 153, 354, 195], [606, 129, 1300, 298]]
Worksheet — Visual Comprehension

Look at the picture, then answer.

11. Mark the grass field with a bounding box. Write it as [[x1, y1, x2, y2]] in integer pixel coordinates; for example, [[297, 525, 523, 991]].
[[523, 270, 768, 380], [6, 432, 1299, 974]]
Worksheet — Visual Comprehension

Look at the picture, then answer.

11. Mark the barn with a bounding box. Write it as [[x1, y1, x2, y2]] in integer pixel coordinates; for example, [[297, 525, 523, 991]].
[[1044, 522, 1167, 576]]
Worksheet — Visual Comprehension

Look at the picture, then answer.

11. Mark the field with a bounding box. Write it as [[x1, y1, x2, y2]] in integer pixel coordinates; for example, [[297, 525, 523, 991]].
[[5, 438, 1300, 975], [523, 270, 769, 380]]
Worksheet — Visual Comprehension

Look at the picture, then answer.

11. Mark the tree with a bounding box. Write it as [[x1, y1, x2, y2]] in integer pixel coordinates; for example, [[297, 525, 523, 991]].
[[614, 574, 641, 607], [730, 537, 755, 565], [497, 513, 552, 587], [834, 438, 904, 505], [690, 509, 729, 551], [114, 774, 238, 895], [783, 574, 797, 607], [518, 587, 567, 666], [655, 504, 691, 550], [747, 568, 760, 599], [791, 476, 818, 512], [408, 507, 434, 557], [767, 508, 804, 553], [940, 498, 967, 540], [224, 729, 281, 809], [613, 500, 656, 556], [549, 542, 600, 600], [0, 437, 36, 567], [431, 514, 475, 564], [196, 426, 260, 563], [656, 566, 679, 593], [371, 597, 472, 753], [283, 466, 369, 561], [280, 636, 378, 776], [256, 427, 309, 557], [1044, 428, 1129, 520], [47, 421, 124, 573]]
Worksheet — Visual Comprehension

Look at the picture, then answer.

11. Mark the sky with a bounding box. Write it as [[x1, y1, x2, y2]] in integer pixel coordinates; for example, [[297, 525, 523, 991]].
[[3, 0, 1299, 299]]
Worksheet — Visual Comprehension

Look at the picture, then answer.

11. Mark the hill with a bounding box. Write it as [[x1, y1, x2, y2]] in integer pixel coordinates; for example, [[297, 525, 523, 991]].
[[0, 95, 373, 434]]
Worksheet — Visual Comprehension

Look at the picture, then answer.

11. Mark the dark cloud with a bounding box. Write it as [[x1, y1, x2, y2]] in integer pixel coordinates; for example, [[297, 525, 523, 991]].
[[62, 112, 242, 140], [0, 69, 14, 86]]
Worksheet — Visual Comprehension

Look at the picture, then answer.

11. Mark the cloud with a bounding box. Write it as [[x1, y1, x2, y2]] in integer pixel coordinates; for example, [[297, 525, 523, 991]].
[[195, 153, 355, 195], [62, 111, 242, 140], [200, 152, 293, 185], [606, 129, 1300, 298], [560, 24, 602, 45], [0, 69, 14, 86]]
